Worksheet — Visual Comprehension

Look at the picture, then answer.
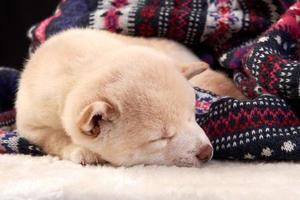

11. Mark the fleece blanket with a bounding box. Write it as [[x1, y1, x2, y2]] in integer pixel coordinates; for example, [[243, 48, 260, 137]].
[[1, 0, 300, 161], [1, 154, 300, 200]]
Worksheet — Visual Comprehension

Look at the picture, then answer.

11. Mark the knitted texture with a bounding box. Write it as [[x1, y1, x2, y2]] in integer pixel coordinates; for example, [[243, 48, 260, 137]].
[[28, 0, 300, 99], [0, 67, 20, 112], [195, 88, 300, 160], [1, 0, 300, 161], [220, 3, 300, 99]]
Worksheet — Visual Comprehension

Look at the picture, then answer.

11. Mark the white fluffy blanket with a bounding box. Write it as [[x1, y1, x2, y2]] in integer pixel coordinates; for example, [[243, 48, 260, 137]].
[[0, 154, 299, 200]]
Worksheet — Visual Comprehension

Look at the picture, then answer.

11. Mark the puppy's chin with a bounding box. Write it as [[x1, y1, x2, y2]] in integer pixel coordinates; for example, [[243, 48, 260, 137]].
[[172, 158, 204, 168], [102, 146, 210, 168], [120, 158, 205, 168]]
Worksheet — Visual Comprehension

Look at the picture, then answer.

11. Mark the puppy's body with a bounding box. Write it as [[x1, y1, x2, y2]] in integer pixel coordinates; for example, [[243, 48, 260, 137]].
[[16, 29, 235, 167], [190, 68, 246, 100]]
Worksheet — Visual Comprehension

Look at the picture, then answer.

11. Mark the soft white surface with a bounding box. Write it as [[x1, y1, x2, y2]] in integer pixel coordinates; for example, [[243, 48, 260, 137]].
[[0, 154, 300, 200]]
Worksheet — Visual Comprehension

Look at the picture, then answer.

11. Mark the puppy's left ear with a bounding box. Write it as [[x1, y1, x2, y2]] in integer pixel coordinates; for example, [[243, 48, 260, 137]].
[[77, 101, 118, 137], [179, 61, 209, 79]]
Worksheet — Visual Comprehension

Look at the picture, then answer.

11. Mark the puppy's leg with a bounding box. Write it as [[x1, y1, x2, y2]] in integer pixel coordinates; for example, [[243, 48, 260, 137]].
[[22, 126, 104, 165], [179, 62, 209, 79], [189, 69, 248, 100]]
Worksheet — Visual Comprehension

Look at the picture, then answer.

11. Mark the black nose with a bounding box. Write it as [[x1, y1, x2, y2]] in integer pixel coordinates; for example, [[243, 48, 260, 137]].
[[196, 144, 213, 162]]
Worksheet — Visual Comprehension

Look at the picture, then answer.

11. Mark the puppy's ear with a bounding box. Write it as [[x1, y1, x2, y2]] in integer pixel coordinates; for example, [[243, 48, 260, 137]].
[[179, 61, 209, 79], [77, 101, 117, 137]]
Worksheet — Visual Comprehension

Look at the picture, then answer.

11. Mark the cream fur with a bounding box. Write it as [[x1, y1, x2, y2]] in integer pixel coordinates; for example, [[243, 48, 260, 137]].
[[16, 29, 214, 167], [0, 154, 299, 200], [190, 68, 247, 100]]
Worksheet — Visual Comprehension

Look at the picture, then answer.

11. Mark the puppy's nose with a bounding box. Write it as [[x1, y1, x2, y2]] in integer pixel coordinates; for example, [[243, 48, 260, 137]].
[[196, 144, 213, 162]]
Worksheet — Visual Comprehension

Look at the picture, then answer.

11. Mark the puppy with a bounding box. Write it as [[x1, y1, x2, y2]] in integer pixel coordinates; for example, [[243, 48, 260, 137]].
[[16, 29, 230, 167]]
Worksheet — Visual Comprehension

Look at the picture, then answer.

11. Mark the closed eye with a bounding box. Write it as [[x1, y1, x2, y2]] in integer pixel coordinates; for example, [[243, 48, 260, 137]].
[[138, 135, 170, 150], [140, 138, 169, 153], [148, 135, 174, 143]]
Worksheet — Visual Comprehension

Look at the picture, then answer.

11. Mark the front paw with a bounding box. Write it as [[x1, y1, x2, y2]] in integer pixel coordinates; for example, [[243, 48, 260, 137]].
[[64, 146, 104, 165]]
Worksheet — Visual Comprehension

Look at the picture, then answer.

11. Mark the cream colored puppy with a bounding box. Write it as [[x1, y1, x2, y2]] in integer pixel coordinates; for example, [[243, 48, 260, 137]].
[[16, 29, 214, 167]]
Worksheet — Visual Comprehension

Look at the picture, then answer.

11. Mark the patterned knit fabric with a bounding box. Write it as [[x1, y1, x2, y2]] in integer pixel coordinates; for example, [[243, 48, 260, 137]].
[[28, 0, 300, 99], [220, 3, 300, 100], [0, 67, 20, 112], [195, 88, 300, 160], [1, 0, 300, 161]]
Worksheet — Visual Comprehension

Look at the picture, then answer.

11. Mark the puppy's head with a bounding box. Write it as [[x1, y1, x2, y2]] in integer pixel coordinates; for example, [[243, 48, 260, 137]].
[[63, 48, 212, 167]]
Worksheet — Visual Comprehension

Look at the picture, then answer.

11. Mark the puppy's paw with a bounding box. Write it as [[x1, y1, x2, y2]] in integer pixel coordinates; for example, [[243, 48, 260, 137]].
[[64, 146, 104, 165]]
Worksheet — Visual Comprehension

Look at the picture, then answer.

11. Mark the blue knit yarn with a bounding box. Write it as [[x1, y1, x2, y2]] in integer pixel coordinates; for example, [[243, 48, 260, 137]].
[[0, 67, 20, 112]]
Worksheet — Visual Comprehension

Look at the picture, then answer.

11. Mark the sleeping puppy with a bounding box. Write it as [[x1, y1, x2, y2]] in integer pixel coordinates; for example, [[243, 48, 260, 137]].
[[16, 29, 234, 167]]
